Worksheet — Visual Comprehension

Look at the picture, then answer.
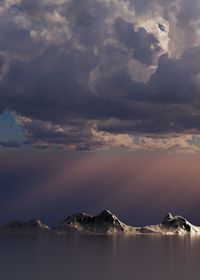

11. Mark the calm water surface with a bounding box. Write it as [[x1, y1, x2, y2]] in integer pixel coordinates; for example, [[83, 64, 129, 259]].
[[0, 234, 200, 280]]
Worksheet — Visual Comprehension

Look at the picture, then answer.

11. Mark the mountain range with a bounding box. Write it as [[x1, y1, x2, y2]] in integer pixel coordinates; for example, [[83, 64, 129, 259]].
[[1, 210, 200, 235]]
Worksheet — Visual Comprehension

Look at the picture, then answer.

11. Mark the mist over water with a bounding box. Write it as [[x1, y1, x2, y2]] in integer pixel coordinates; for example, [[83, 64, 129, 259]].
[[1, 234, 200, 280]]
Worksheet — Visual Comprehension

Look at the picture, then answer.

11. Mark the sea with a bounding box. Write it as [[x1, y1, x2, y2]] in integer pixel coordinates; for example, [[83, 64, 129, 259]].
[[0, 233, 200, 280]]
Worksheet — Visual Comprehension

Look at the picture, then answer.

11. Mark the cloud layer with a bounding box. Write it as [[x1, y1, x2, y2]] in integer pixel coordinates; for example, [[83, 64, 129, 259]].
[[1, 0, 200, 152]]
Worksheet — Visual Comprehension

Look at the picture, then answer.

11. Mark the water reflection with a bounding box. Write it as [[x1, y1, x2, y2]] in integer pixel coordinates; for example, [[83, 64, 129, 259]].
[[0, 234, 200, 280]]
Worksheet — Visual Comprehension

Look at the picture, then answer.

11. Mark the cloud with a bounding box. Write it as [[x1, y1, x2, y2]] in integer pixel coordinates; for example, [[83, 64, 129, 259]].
[[114, 17, 161, 65], [0, 140, 22, 148], [0, 0, 200, 152], [15, 115, 200, 154], [16, 115, 137, 151]]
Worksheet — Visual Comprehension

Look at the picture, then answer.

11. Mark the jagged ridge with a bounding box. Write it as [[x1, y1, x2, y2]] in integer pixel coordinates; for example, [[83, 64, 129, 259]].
[[1, 211, 200, 235], [55, 210, 129, 234], [138, 213, 200, 235]]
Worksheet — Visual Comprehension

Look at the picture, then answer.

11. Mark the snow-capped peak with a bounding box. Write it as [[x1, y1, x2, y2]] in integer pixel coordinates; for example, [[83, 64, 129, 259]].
[[56, 210, 129, 234], [162, 213, 174, 223], [2, 211, 200, 236], [98, 209, 113, 217], [28, 218, 50, 230], [138, 213, 200, 235], [161, 213, 193, 233]]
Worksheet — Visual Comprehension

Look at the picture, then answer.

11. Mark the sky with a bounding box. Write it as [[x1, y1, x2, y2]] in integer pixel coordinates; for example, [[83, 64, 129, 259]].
[[1, 0, 200, 225], [1, 150, 200, 226]]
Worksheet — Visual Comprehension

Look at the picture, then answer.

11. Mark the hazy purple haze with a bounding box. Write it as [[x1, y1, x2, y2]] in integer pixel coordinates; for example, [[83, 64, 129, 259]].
[[1, 149, 200, 226]]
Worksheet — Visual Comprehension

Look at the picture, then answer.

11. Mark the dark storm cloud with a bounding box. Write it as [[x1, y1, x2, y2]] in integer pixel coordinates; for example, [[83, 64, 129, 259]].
[[1, 46, 139, 123], [114, 17, 161, 65], [0, 0, 200, 150], [18, 117, 106, 151], [149, 51, 200, 103], [0, 140, 22, 148]]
